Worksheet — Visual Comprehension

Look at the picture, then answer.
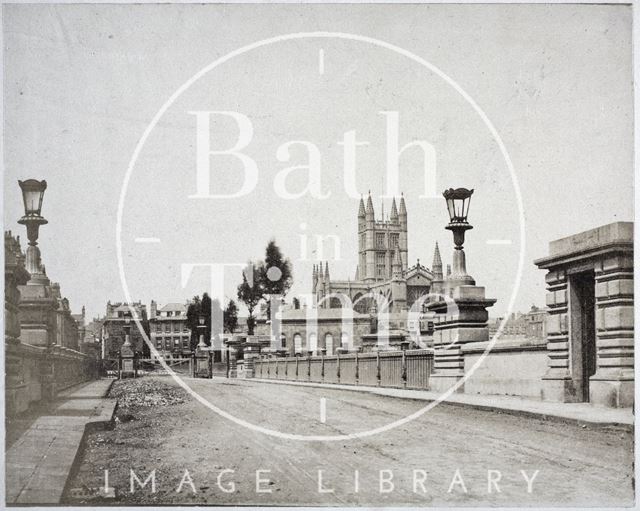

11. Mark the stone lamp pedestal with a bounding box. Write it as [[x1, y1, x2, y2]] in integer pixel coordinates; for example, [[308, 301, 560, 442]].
[[428, 285, 496, 393]]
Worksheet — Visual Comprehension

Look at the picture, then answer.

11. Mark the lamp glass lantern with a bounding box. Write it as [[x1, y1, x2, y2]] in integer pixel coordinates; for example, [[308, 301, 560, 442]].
[[18, 179, 47, 218], [443, 187, 473, 225]]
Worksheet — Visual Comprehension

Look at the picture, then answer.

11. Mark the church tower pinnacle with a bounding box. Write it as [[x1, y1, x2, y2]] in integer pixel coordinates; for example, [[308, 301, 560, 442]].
[[365, 192, 374, 222], [398, 193, 408, 270], [432, 242, 443, 280], [390, 197, 399, 223], [392, 245, 403, 279], [430, 242, 444, 295]]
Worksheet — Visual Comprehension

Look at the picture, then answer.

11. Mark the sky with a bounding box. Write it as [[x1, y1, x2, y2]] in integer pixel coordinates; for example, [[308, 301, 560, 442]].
[[3, 3, 633, 321]]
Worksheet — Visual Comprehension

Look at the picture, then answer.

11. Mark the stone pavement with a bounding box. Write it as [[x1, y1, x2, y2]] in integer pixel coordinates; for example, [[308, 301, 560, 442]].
[[250, 378, 633, 427], [5, 378, 116, 505]]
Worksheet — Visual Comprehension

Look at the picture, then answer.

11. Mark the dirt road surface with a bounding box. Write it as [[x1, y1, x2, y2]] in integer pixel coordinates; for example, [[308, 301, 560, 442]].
[[64, 376, 634, 506]]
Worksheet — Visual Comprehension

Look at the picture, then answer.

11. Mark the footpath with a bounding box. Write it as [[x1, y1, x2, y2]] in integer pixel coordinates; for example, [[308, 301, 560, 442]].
[[5, 378, 116, 505], [250, 378, 634, 428]]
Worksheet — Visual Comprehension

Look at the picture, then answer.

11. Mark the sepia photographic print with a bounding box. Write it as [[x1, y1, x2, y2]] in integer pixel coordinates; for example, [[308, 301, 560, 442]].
[[2, 1, 636, 508]]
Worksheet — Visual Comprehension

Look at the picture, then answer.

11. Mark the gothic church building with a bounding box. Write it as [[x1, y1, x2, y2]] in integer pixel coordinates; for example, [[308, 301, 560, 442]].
[[312, 193, 444, 314]]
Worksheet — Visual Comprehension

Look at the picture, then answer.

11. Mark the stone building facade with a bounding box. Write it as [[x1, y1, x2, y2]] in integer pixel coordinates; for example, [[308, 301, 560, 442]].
[[102, 301, 149, 359], [50, 283, 80, 351], [149, 301, 191, 360], [488, 305, 548, 341]]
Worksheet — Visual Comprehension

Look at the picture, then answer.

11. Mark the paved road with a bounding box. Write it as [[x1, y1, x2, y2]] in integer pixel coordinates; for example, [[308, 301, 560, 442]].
[[66, 376, 634, 506]]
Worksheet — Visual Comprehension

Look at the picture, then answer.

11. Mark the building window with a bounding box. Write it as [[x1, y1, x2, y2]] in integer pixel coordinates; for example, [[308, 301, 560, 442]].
[[280, 334, 286, 349], [376, 232, 385, 248], [325, 333, 334, 355], [390, 233, 399, 247], [376, 251, 386, 278], [294, 334, 302, 354]]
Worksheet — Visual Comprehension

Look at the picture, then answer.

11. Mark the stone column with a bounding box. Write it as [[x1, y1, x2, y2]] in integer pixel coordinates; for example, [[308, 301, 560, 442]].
[[592, 253, 634, 407]]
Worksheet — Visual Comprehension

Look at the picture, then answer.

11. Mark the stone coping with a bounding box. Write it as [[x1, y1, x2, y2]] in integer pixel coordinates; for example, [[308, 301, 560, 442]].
[[462, 337, 547, 354], [535, 221, 633, 268], [255, 349, 434, 362]]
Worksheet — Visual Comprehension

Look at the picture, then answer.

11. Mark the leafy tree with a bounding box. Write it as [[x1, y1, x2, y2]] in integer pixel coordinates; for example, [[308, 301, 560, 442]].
[[237, 262, 264, 335], [261, 240, 293, 295], [201, 292, 212, 346], [186, 296, 201, 351], [260, 240, 293, 318], [224, 299, 239, 333]]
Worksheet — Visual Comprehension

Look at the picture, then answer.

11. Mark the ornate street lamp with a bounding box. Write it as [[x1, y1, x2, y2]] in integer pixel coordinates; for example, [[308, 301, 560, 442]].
[[17, 179, 48, 281], [197, 314, 207, 348], [119, 309, 136, 378], [443, 187, 475, 286], [193, 313, 212, 378], [122, 311, 132, 347]]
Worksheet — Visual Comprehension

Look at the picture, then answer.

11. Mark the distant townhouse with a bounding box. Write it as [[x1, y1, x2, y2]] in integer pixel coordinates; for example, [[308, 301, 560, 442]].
[[149, 301, 191, 360], [102, 301, 149, 358]]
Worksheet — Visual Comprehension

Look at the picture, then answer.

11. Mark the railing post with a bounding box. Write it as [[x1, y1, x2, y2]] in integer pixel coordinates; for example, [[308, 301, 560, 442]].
[[376, 351, 381, 386], [307, 355, 311, 380], [295, 356, 299, 380], [401, 350, 407, 388], [336, 352, 341, 382], [321, 353, 325, 382], [355, 351, 359, 385]]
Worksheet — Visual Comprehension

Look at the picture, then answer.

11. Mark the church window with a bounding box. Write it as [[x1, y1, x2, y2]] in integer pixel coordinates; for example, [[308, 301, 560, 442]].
[[376, 252, 386, 277], [294, 333, 303, 354], [391, 233, 399, 247], [376, 232, 385, 248], [324, 333, 334, 355]]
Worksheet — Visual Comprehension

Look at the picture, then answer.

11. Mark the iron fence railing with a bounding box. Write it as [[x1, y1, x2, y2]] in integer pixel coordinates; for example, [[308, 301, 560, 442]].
[[253, 349, 434, 389]]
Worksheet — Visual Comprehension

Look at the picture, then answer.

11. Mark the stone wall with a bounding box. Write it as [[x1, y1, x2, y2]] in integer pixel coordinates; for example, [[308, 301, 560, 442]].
[[462, 338, 548, 399], [5, 231, 98, 417]]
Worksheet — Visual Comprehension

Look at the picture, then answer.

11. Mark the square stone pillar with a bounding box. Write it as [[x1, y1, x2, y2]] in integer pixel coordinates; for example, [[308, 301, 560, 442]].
[[119, 343, 136, 379], [540, 268, 575, 401], [428, 285, 495, 393], [592, 253, 634, 407], [193, 347, 212, 378]]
